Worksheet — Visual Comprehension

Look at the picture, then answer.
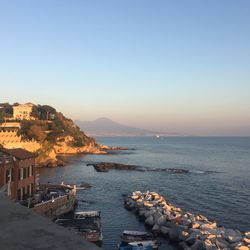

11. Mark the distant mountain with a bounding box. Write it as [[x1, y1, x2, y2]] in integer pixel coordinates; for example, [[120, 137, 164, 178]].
[[75, 118, 165, 136]]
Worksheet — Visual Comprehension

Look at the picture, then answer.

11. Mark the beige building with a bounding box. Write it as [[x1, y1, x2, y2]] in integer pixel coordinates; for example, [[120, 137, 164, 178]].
[[13, 103, 34, 120]]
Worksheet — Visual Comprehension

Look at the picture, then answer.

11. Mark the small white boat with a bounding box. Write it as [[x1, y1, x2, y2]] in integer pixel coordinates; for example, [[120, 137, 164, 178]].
[[123, 230, 149, 236], [76, 187, 87, 190], [74, 211, 100, 218]]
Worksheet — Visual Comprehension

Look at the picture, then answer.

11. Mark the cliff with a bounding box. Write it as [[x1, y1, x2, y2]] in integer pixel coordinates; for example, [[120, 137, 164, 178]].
[[0, 103, 107, 167]]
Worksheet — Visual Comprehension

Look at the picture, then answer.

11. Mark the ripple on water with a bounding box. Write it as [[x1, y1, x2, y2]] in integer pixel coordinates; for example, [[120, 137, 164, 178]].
[[38, 137, 250, 248]]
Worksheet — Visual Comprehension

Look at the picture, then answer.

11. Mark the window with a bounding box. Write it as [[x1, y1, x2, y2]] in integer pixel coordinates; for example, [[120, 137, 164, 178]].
[[17, 189, 21, 200], [29, 165, 32, 177], [29, 184, 32, 195], [9, 169, 12, 181], [5, 169, 11, 183], [22, 187, 25, 199], [23, 168, 26, 179], [20, 168, 23, 180]]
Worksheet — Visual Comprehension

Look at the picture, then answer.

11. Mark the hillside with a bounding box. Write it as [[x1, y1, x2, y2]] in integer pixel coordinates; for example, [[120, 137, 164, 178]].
[[0, 103, 107, 167], [75, 117, 164, 136]]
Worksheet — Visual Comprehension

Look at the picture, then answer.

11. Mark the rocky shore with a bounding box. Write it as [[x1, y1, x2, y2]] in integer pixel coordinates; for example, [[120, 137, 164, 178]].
[[86, 162, 138, 172], [124, 191, 250, 250], [100, 145, 129, 151], [87, 162, 191, 173], [38, 147, 130, 168], [37, 145, 108, 168], [38, 158, 67, 168]]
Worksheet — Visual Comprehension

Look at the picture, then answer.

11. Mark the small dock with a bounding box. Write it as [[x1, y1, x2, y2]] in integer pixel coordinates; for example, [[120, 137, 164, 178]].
[[32, 184, 77, 219]]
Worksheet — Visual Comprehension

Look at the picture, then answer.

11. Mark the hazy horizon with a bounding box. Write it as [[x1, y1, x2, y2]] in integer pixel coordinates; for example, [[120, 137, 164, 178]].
[[1, 1, 250, 136], [74, 117, 249, 137]]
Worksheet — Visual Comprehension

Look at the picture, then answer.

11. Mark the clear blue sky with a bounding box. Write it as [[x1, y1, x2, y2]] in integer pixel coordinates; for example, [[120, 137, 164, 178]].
[[0, 0, 250, 135]]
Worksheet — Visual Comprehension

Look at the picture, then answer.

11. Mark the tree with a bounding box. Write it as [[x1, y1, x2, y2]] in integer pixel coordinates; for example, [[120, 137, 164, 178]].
[[36, 105, 56, 120], [19, 120, 48, 142], [27, 124, 47, 142], [0, 103, 13, 120]]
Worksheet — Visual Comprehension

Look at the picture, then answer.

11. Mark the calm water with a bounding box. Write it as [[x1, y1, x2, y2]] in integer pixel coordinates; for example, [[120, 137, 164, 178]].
[[38, 137, 250, 250]]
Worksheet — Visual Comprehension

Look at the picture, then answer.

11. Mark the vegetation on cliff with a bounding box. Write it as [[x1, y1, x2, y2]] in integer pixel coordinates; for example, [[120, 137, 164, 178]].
[[0, 103, 13, 120], [18, 105, 95, 147]]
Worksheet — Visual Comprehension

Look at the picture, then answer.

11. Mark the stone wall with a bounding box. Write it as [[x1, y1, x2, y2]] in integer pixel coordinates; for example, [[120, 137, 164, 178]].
[[0, 130, 21, 142], [0, 131, 40, 152], [33, 194, 76, 219]]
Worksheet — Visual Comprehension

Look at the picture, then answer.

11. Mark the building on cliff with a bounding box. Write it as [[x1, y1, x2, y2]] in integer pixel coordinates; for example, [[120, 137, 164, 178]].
[[0, 148, 37, 200], [0, 147, 77, 219], [13, 103, 34, 120]]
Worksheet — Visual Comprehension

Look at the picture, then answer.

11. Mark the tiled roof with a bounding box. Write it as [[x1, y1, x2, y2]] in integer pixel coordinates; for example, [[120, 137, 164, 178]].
[[0, 148, 37, 160]]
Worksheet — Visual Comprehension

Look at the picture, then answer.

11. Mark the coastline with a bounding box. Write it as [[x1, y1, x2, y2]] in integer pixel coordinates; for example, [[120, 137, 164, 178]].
[[37, 145, 129, 168], [35, 136, 250, 249]]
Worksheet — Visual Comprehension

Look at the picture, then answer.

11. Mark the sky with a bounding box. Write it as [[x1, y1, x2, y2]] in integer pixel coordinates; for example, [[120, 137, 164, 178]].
[[0, 0, 250, 136]]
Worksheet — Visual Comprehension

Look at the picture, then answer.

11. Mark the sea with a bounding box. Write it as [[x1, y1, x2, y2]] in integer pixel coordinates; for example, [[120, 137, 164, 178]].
[[38, 136, 250, 250]]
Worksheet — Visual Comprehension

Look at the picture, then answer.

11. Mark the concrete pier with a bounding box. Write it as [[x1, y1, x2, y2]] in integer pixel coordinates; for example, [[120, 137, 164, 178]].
[[0, 194, 101, 250]]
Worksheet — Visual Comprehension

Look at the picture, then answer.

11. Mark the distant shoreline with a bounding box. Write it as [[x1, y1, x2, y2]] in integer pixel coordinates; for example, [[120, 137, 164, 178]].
[[91, 135, 250, 138]]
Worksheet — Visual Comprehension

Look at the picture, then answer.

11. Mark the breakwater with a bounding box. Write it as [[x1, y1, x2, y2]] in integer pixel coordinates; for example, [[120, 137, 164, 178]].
[[124, 191, 250, 250]]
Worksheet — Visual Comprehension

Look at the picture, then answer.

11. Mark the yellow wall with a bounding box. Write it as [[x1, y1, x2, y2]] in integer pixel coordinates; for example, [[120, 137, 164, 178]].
[[13, 105, 33, 120], [0, 131, 40, 152]]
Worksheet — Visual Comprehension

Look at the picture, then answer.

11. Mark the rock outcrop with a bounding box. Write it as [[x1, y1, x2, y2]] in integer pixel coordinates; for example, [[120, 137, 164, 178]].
[[36, 141, 108, 168], [87, 162, 138, 172], [87, 162, 191, 173]]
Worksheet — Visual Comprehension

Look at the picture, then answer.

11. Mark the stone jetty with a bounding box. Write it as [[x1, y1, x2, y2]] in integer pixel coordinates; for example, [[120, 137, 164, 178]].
[[124, 191, 250, 250]]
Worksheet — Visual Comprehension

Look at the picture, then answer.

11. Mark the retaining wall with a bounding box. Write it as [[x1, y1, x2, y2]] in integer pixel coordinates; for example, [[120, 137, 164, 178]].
[[0, 131, 40, 152], [33, 194, 76, 219]]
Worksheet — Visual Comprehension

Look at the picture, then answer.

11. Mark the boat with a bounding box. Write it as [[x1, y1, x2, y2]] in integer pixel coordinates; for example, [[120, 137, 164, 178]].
[[118, 230, 158, 250], [55, 210, 103, 246], [74, 211, 100, 218], [74, 211, 103, 244], [78, 228, 103, 243]]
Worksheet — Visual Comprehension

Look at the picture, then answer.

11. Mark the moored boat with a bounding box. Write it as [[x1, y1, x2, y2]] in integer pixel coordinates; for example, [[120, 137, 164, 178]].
[[74, 210, 100, 218], [55, 210, 103, 246], [74, 211, 103, 245], [118, 230, 158, 250]]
